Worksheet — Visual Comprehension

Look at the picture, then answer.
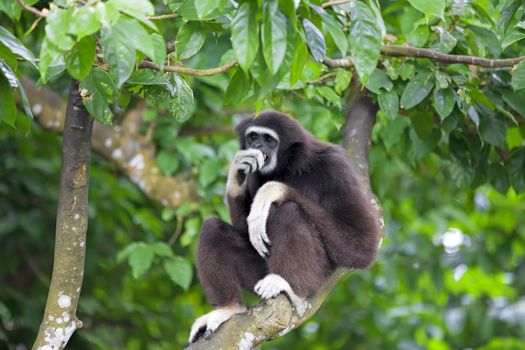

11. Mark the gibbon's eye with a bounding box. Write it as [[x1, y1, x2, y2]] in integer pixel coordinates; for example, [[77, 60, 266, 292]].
[[247, 132, 258, 143], [264, 134, 277, 147]]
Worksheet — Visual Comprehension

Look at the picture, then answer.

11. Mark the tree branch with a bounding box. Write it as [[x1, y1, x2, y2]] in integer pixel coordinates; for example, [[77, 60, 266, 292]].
[[324, 45, 525, 68], [32, 80, 92, 349], [17, 0, 48, 17], [185, 92, 384, 350], [139, 60, 238, 76], [321, 0, 354, 8], [21, 78, 197, 208], [149, 13, 179, 20]]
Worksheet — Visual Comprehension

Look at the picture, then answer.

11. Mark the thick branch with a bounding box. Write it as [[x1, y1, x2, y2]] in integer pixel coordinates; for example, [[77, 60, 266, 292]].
[[139, 60, 238, 76], [32, 80, 92, 349], [22, 78, 196, 208], [324, 45, 525, 68], [186, 92, 384, 350]]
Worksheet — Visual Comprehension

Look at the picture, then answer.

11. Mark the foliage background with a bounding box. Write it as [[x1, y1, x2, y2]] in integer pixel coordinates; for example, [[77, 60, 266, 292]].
[[1, 0, 525, 349]]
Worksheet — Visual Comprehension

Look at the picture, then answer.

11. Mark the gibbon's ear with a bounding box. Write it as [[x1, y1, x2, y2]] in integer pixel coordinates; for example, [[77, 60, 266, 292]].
[[234, 118, 253, 150]]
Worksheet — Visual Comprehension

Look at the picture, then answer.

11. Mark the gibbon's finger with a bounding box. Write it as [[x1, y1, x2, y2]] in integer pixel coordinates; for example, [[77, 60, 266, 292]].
[[240, 157, 257, 172]]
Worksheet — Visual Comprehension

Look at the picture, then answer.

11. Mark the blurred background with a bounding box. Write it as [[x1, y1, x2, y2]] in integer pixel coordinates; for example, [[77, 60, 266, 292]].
[[1, 0, 525, 349]]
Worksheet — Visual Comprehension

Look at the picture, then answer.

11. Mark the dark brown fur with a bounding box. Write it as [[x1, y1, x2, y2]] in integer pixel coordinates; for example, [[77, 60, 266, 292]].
[[196, 111, 381, 307]]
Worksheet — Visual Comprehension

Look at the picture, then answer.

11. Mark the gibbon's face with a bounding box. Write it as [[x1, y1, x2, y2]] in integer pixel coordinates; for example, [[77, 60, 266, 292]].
[[244, 126, 280, 174]]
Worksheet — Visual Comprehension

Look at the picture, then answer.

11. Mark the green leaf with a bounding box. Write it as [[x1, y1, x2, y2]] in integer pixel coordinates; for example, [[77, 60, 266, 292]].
[[73, 6, 102, 40], [365, 69, 393, 94], [290, 36, 308, 85], [378, 91, 399, 119], [194, 0, 227, 20], [312, 5, 348, 55], [409, 25, 429, 47], [45, 7, 76, 51], [108, 0, 157, 31], [178, 0, 228, 20], [0, 26, 36, 67], [497, 0, 521, 36], [334, 69, 352, 95], [80, 67, 119, 125], [261, 0, 287, 74], [199, 158, 223, 187], [450, 162, 475, 188], [151, 33, 167, 69], [225, 68, 252, 105], [488, 163, 510, 194], [0, 60, 32, 119], [163, 256, 193, 290], [433, 87, 455, 120], [0, 76, 17, 127], [153, 242, 174, 257], [400, 71, 434, 110], [383, 116, 409, 149], [95, 1, 120, 27], [317, 86, 341, 106], [349, 1, 382, 84], [175, 22, 206, 60], [407, 0, 445, 19], [231, 2, 259, 71], [39, 38, 62, 84], [128, 243, 155, 279], [479, 114, 507, 147], [508, 148, 525, 193], [65, 36, 96, 80], [511, 61, 525, 91], [101, 18, 139, 87], [303, 19, 326, 63], [128, 69, 172, 87], [169, 74, 194, 122], [0, 0, 22, 21], [157, 151, 180, 175]]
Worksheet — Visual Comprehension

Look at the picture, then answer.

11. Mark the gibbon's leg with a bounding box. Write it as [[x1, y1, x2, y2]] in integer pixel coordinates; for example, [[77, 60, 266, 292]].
[[258, 202, 333, 300], [190, 217, 266, 343]]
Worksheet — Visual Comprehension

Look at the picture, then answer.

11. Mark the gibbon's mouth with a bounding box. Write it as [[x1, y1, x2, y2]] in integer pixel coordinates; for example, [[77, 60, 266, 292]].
[[262, 152, 270, 166]]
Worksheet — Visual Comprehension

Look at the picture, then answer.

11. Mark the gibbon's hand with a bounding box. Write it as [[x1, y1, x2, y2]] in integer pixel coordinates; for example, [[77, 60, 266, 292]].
[[247, 181, 287, 258], [226, 149, 264, 197]]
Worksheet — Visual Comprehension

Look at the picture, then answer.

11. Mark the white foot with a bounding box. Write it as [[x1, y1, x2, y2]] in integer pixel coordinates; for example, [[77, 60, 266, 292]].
[[188, 305, 246, 343], [254, 274, 310, 316]]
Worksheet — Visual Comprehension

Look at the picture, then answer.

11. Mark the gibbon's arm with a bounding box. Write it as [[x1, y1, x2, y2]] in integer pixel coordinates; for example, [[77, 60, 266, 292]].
[[226, 149, 264, 231]]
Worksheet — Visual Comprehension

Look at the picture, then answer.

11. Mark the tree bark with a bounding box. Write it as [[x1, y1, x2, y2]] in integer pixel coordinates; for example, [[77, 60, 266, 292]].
[[185, 93, 384, 350], [32, 80, 93, 349], [21, 78, 196, 208]]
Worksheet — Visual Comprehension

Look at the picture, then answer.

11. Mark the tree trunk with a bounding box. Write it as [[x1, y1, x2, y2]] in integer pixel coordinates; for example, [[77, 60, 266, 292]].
[[32, 80, 93, 349]]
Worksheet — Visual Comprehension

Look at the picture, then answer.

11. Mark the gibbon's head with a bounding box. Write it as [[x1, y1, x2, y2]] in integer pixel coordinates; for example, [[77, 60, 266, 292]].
[[235, 111, 316, 176]]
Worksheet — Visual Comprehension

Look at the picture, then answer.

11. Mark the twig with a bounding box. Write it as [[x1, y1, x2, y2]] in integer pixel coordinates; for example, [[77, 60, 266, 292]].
[[17, 0, 48, 17], [321, 0, 354, 8], [139, 60, 238, 76], [149, 13, 179, 20], [308, 72, 337, 84]]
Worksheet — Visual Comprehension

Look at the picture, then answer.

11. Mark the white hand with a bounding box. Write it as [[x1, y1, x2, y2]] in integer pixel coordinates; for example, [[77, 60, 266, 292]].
[[226, 149, 264, 197], [247, 181, 287, 257]]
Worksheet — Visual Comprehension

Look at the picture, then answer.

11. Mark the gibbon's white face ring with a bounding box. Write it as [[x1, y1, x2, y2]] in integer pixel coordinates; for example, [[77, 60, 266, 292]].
[[245, 126, 279, 174]]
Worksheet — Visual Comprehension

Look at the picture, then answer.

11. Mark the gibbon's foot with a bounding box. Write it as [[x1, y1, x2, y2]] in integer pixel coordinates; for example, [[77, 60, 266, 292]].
[[188, 305, 246, 343], [254, 274, 309, 315]]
